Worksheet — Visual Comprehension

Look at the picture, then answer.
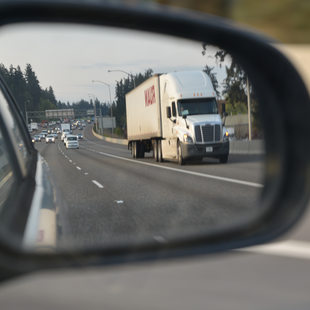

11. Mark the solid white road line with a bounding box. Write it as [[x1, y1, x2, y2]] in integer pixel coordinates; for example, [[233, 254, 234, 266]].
[[242, 240, 310, 260], [86, 150, 263, 188], [92, 180, 104, 188]]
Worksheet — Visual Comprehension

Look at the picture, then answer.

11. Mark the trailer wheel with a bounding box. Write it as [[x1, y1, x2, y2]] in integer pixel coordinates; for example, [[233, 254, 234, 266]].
[[132, 142, 137, 158], [153, 140, 159, 162], [177, 142, 184, 165], [158, 140, 163, 162], [138, 142, 145, 158]]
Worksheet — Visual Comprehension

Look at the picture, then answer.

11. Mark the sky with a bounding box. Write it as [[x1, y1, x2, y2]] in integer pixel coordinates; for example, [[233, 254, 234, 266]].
[[0, 23, 231, 104]]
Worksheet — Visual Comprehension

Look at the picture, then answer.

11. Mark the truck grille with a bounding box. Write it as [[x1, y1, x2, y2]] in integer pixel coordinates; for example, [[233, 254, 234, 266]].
[[195, 126, 202, 142], [195, 124, 221, 143]]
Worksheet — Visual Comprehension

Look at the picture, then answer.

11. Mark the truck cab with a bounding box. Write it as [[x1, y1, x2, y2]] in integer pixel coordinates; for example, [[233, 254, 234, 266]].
[[161, 71, 229, 164], [126, 70, 229, 164]]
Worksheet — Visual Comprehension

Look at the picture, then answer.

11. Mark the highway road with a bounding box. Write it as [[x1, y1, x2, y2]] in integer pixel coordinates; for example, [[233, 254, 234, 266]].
[[34, 125, 264, 250], [2, 125, 310, 309]]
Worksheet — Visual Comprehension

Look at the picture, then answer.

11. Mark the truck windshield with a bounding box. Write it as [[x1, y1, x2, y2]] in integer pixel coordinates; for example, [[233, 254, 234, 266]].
[[177, 98, 218, 116]]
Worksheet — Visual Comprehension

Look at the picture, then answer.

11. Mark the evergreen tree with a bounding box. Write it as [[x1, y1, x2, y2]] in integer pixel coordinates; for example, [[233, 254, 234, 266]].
[[25, 64, 42, 111]]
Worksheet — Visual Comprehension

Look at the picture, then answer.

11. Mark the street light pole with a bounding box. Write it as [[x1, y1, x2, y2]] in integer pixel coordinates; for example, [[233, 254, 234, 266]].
[[107, 69, 135, 88], [92, 80, 114, 136], [88, 93, 97, 131]]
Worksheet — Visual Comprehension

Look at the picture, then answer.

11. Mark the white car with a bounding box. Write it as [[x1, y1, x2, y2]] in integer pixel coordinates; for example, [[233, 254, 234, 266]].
[[65, 135, 79, 149], [61, 131, 70, 142], [45, 134, 55, 143], [41, 130, 48, 137]]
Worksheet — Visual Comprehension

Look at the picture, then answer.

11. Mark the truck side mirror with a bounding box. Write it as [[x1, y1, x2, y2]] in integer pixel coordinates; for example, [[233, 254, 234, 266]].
[[166, 106, 171, 119]]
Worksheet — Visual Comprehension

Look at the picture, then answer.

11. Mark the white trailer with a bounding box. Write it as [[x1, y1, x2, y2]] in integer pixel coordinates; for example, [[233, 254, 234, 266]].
[[60, 123, 71, 140], [126, 70, 229, 164], [61, 123, 71, 133], [30, 122, 38, 131]]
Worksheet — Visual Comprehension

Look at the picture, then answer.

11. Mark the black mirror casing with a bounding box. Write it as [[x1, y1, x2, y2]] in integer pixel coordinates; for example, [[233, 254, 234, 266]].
[[0, 0, 309, 279]]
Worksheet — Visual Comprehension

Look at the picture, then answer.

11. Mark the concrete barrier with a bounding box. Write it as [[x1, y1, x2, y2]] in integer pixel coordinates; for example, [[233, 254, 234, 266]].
[[229, 140, 264, 155], [92, 127, 128, 146]]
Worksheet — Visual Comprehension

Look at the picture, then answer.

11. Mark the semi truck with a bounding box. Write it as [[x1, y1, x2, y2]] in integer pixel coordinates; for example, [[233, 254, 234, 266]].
[[125, 70, 229, 164], [60, 123, 71, 133], [30, 122, 38, 131], [60, 123, 71, 141]]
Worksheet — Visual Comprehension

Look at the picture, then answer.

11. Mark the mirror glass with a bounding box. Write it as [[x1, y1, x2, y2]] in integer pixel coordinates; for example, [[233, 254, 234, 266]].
[[0, 24, 265, 251]]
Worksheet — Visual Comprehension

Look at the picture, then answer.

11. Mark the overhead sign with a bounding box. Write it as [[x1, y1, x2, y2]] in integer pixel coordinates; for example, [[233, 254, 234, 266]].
[[45, 109, 74, 119], [87, 109, 94, 116]]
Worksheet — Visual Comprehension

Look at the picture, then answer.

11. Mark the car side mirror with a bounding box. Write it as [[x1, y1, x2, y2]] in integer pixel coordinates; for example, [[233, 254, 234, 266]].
[[166, 106, 171, 119]]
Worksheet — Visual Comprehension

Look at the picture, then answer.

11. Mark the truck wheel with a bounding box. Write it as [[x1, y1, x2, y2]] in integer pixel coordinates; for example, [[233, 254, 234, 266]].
[[153, 140, 159, 162], [158, 140, 163, 162], [177, 142, 184, 165], [138, 142, 145, 158], [132, 142, 137, 158], [219, 154, 229, 163]]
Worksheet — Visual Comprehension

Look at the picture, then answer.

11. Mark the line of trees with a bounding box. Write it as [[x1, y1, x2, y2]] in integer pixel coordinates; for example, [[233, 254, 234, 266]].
[[0, 64, 58, 116], [1, 52, 261, 138], [0, 63, 110, 120], [112, 69, 153, 136], [202, 45, 262, 138]]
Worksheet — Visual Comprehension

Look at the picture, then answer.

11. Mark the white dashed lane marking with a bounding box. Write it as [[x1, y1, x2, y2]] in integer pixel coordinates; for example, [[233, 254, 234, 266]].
[[92, 180, 104, 188], [76, 166, 81, 170]]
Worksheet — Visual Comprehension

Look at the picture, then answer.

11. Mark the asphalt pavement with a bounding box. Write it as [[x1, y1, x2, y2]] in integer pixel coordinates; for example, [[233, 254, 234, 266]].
[[34, 125, 264, 250], [2, 126, 310, 309]]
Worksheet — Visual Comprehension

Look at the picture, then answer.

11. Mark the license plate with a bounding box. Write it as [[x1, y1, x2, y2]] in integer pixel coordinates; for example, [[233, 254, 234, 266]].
[[206, 146, 213, 153]]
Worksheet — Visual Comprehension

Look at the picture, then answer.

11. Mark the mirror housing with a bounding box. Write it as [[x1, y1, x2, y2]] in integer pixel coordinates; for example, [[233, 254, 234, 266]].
[[0, 0, 309, 278]]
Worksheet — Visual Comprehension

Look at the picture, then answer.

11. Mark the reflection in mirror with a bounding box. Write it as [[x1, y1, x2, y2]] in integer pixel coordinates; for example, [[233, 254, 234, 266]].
[[0, 24, 265, 251]]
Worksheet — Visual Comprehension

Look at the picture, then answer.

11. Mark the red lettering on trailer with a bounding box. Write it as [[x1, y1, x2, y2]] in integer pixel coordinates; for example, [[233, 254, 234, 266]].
[[144, 85, 156, 107]]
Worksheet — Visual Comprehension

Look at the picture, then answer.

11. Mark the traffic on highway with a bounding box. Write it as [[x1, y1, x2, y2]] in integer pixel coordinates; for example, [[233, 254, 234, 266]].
[[28, 117, 264, 250]]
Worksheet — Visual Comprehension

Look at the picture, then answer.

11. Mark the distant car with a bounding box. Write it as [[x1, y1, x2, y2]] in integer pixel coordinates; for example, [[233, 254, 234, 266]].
[[41, 130, 48, 137], [45, 135, 55, 143], [65, 135, 79, 149], [78, 126, 83, 130], [52, 133, 58, 139], [62, 132, 70, 144], [33, 135, 41, 142], [77, 133, 83, 140], [61, 131, 70, 141], [39, 133, 45, 140]]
